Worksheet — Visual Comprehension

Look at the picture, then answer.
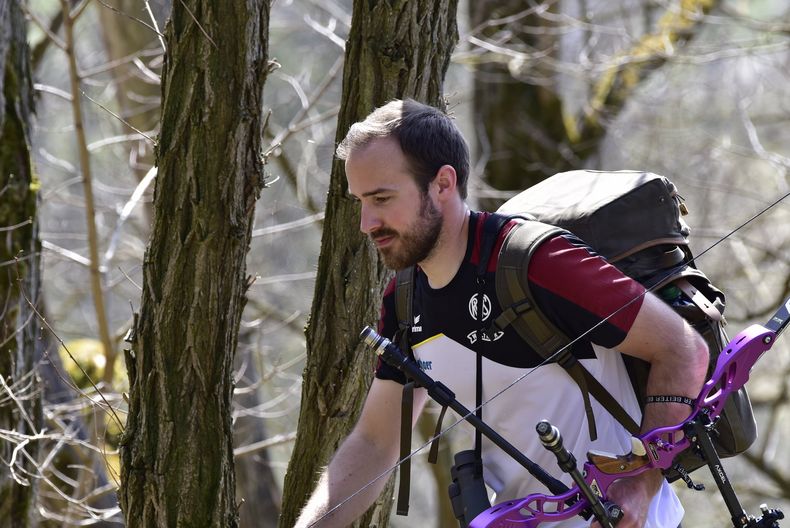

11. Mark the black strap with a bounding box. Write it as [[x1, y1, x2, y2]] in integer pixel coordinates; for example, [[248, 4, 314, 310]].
[[428, 404, 449, 464], [476, 213, 512, 276], [475, 280, 484, 461], [472, 214, 514, 458], [397, 381, 415, 515], [394, 269, 416, 516]]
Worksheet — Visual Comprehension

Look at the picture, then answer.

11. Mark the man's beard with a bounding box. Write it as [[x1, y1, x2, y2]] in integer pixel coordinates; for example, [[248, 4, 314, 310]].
[[374, 194, 442, 270]]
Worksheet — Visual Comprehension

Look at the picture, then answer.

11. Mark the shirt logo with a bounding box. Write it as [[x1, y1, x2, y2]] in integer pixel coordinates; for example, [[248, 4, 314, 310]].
[[411, 314, 423, 333], [417, 359, 432, 371], [468, 294, 492, 321], [467, 329, 504, 345]]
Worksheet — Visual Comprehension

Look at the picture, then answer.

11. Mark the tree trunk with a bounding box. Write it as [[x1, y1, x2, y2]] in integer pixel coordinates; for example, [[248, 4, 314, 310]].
[[0, 1, 42, 525], [119, 2, 271, 526], [278, 1, 459, 527]]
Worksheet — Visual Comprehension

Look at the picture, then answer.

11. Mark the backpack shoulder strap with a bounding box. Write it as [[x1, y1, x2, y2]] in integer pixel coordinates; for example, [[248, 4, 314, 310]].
[[393, 266, 416, 515], [492, 219, 569, 353], [493, 220, 640, 438], [395, 266, 415, 346]]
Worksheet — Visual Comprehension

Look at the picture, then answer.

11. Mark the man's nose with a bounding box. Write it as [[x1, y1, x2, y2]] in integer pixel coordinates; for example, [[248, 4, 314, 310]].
[[359, 205, 381, 234]]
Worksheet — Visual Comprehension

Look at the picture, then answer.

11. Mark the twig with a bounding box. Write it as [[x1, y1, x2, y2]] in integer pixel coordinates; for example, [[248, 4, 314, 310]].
[[59, 0, 116, 390], [233, 431, 297, 457], [94, 0, 164, 38], [14, 258, 122, 429], [177, 0, 216, 48], [144, 0, 167, 52], [251, 212, 324, 238], [21, 3, 67, 50], [103, 167, 157, 265], [80, 91, 156, 145], [0, 218, 33, 232]]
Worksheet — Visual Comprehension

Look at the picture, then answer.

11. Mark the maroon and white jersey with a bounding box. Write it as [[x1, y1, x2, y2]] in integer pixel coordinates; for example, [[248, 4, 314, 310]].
[[376, 211, 682, 527]]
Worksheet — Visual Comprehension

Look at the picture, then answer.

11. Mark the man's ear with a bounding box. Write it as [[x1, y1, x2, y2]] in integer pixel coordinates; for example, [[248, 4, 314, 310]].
[[433, 164, 457, 200]]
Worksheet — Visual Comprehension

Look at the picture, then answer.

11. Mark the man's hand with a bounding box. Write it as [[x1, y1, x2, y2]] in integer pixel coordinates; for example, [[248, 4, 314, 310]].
[[590, 469, 662, 528]]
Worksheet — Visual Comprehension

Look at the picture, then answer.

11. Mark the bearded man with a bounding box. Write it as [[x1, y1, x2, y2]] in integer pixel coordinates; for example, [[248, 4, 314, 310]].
[[293, 99, 708, 528]]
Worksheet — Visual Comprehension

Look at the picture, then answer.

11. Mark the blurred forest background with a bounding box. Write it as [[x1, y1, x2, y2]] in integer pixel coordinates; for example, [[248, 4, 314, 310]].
[[1, 0, 789, 526]]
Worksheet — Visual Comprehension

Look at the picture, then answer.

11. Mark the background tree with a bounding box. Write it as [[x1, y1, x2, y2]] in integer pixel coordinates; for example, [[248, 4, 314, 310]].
[[118, 1, 272, 526], [277, 1, 461, 526], [0, 1, 42, 525]]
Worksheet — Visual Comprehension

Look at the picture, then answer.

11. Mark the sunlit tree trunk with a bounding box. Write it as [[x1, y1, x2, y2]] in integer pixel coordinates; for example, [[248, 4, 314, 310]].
[[119, 1, 272, 526], [278, 1, 460, 526], [0, 1, 42, 525]]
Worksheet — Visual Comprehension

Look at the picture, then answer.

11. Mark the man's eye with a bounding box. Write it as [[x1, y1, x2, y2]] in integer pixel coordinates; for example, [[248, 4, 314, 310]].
[[374, 196, 390, 204]]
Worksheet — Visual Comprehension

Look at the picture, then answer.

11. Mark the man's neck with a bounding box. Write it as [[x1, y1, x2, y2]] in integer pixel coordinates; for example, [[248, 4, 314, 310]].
[[419, 206, 471, 289]]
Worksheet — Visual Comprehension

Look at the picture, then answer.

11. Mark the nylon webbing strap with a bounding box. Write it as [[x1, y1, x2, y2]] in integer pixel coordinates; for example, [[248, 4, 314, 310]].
[[397, 381, 414, 515], [396, 268, 415, 335], [549, 348, 593, 436], [394, 268, 416, 516], [579, 362, 640, 435], [428, 404, 449, 464], [473, 215, 512, 459], [676, 278, 722, 322]]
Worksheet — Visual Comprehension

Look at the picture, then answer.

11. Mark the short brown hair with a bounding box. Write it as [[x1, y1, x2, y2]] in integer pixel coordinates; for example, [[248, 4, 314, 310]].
[[336, 99, 470, 199]]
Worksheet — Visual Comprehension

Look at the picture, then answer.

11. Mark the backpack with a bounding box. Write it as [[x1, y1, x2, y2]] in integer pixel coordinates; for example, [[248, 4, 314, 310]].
[[395, 169, 757, 484]]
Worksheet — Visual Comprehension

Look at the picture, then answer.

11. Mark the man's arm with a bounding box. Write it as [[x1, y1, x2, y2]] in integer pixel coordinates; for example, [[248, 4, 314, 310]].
[[592, 292, 709, 528], [294, 378, 427, 528]]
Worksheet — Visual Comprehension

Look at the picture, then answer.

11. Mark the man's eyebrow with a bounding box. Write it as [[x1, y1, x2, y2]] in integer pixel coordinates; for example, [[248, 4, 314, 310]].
[[348, 187, 393, 199]]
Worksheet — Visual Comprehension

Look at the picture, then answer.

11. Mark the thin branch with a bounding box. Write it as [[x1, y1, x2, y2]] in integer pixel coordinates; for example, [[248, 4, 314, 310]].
[[233, 431, 297, 457], [0, 218, 33, 232], [176, 0, 216, 48], [144, 0, 167, 52], [79, 47, 162, 79], [21, 3, 67, 50], [103, 167, 157, 265], [80, 91, 156, 145], [14, 258, 122, 429], [251, 212, 324, 238], [94, 0, 165, 38], [33, 83, 73, 101], [303, 14, 346, 50], [269, 55, 344, 148], [59, 0, 116, 389]]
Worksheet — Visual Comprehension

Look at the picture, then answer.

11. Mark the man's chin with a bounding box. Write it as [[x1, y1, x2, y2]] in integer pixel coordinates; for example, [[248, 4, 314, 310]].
[[378, 249, 409, 271]]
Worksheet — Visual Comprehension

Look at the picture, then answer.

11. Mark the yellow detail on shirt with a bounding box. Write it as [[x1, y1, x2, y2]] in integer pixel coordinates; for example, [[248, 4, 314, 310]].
[[413, 333, 445, 349]]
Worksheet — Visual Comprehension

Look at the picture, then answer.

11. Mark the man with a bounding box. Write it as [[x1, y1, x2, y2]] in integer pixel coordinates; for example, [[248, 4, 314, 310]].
[[294, 99, 709, 527]]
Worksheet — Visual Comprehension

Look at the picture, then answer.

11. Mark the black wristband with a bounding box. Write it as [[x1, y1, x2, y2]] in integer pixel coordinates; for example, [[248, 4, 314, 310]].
[[644, 395, 695, 407]]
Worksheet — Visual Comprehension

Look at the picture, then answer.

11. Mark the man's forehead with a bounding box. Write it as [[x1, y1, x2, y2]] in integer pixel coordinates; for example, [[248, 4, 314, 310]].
[[345, 138, 411, 197]]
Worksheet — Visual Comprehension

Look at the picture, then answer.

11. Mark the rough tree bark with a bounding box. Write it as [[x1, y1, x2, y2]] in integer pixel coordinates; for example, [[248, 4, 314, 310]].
[[278, 1, 460, 527], [119, 1, 272, 526], [0, 1, 42, 525]]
